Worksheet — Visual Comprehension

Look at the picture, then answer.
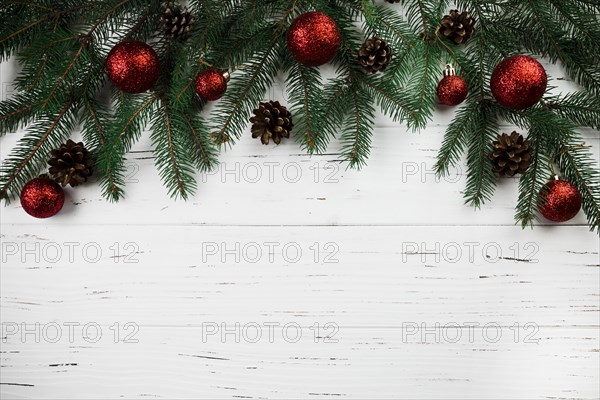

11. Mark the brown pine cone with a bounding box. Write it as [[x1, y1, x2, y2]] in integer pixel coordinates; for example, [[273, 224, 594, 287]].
[[48, 139, 94, 187], [250, 101, 293, 145], [160, 2, 194, 40], [440, 10, 475, 44], [490, 131, 531, 177], [358, 37, 392, 73]]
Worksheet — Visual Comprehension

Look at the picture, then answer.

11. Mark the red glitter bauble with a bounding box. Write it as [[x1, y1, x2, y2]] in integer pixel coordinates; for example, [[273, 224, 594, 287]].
[[437, 75, 468, 106], [20, 177, 65, 218], [286, 12, 341, 66], [195, 70, 228, 101], [106, 41, 160, 93], [490, 55, 547, 110], [539, 179, 582, 222]]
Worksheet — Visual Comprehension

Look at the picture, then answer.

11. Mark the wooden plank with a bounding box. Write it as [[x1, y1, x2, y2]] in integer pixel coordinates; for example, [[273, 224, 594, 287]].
[[2, 225, 597, 326], [1, 225, 598, 398], [1, 129, 598, 227], [0, 326, 598, 399]]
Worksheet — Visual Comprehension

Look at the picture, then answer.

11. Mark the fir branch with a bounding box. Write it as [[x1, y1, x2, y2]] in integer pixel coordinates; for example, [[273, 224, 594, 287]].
[[81, 96, 108, 150], [150, 100, 197, 200], [179, 111, 218, 173], [546, 0, 600, 49], [5, 2, 57, 12], [514, 123, 547, 228], [320, 77, 351, 144], [508, 0, 600, 95], [435, 101, 478, 176], [363, 75, 422, 127], [41, 43, 85, 109], [536, 110, 600, 233], [97, 93, 158, 201], [0, 94, 37, 136], [514, 108, 570, 228], [0, 99, 76, 202], [0, 2, 94, 61], [463, 104, 498, 207], [402, 41, 441, 127], [368, 4, 415, 49], [339, 79, 376, 169], [285, 61, 327, 154], [212, 27, 284, 145], [546, 92, 600, 130], [556, 146, 600, 233]]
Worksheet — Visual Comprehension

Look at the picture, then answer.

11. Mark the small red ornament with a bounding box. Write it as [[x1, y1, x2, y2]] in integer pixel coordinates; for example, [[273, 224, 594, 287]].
[[195, 70, 229, 101], [490, 55, 547, 110], [20, 177, 65, 218], [539, 178, 582, 222], [286, 11, 341, 66], [437, 64, 468, 106], [106, 41, 160, 93]]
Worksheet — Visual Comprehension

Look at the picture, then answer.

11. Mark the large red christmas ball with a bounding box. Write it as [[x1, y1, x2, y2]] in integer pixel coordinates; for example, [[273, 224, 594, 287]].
[[539, 179, 582, 222], [490, 55, 547, 110], [286, 12, 341, 66], [106, 41, 160, 93], [195, 70, 228, 101], [20, 177, 65, 218], [437, 75, 468, 106]]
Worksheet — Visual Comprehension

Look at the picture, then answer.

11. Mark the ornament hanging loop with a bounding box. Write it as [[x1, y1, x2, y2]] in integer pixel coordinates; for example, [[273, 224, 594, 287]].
[[443, 64, 456, 77], [548, 143, 591, 177]]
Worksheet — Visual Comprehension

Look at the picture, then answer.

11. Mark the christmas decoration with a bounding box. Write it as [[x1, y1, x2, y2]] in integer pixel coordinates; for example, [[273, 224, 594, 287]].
[[436, 64, 468, 106], [286, 11, 341, 66], [195, 70, 229, 101], [105, 41, 160, 93], [539, 178, 582, 222], [490, 55, 547, 110], [358, 37, 392, 73], [20, 177, 65, 218], [250, 101, 293, 145], [440, 10, 476, 44], [160, 3, 194, 40], [48, 139, 94, 187], [0, 1, 598, 233], [490, 131, 531, 176]]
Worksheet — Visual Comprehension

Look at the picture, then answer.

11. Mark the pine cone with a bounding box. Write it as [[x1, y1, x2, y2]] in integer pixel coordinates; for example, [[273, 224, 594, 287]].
[[250, 101, 293, 145], [358, 37, 392, 73], [440, 10, 475, 44], [48, 139, 93, 187], [160, 3, 194, 40], [490, 131, 531, 177]]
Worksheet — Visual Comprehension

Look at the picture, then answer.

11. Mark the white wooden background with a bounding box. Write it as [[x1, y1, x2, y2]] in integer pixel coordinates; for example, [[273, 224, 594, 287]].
[[1, 50, 599, 399]]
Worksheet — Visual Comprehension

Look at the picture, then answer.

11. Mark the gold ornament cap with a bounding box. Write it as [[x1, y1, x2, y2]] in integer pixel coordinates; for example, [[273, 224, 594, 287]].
[[443, 64, 457, 77]]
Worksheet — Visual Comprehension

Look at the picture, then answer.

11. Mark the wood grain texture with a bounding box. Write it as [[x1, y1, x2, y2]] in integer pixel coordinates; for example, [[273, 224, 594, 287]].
[[1, 42, 599, 399]]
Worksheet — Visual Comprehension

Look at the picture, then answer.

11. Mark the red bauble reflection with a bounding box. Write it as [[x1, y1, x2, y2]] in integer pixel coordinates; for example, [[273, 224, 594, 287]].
[[286, 12, 341, 66], [195, 70, 228, 101], [106, 41, 160, 93], [490, 55, 547, 110], [437, 75, 468, 106], [20, 177, 64, 218], [539, 179, 582, 222]]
